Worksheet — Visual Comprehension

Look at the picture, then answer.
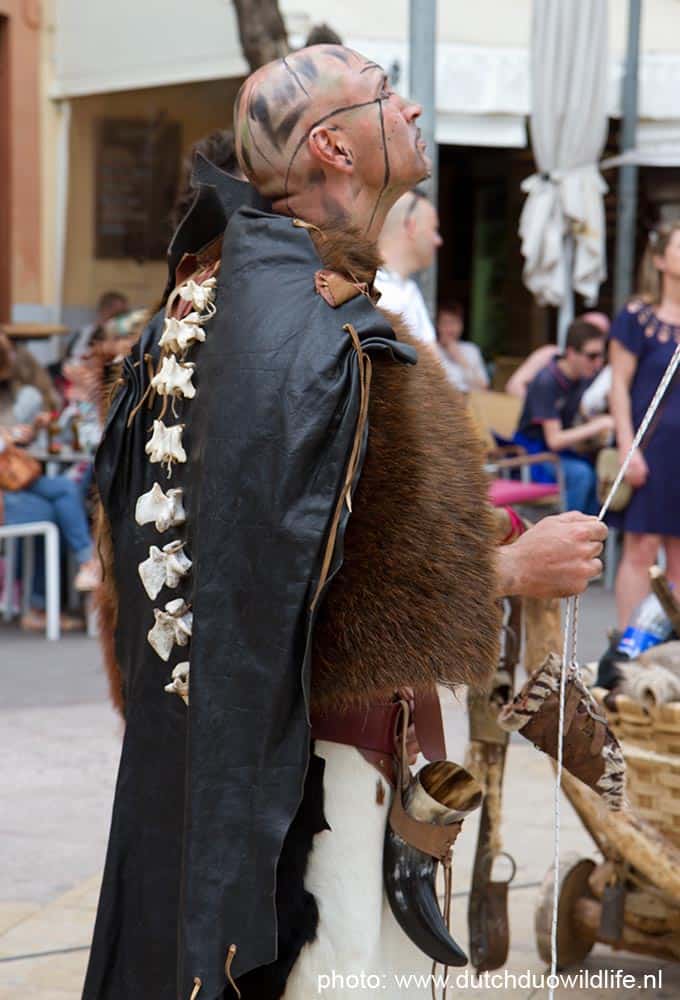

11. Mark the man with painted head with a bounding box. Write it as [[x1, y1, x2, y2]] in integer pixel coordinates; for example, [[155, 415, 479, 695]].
[[85, 44, 608, 1000]]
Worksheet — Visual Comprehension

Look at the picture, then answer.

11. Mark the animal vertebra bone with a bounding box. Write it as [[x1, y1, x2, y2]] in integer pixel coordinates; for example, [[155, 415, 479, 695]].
[[135, 483, 186, 533], [139, 540, 192, 600], [145, 419, 187, 473], [164, 661, 190, 705], [179, 277, 217, 313], [147, 598, 193, 661], [159, 313, 206, 355], [151, 356, 196, 399]]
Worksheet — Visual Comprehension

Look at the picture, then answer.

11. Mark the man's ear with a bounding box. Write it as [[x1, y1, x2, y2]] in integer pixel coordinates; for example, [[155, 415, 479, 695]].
[[308, 126, 354, 173]]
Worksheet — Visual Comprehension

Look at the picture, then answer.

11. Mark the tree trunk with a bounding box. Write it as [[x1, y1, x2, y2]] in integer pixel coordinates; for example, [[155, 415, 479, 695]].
[[232, 0, 290, 71]]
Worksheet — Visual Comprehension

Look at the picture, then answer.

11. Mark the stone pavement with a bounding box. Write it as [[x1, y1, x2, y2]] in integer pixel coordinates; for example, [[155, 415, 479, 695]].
[[1, 583, 678, 998]]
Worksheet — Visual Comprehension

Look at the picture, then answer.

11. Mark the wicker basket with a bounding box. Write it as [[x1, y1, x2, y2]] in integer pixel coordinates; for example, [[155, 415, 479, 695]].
[[593, 691, 680, 846]]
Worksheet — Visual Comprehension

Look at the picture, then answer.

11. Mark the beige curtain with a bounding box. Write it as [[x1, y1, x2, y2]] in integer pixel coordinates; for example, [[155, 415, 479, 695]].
[[519, 0, 609, 330]]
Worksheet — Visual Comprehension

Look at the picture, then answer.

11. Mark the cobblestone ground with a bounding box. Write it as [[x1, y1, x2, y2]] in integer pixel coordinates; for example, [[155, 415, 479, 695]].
[[1, 584, 676, 998]]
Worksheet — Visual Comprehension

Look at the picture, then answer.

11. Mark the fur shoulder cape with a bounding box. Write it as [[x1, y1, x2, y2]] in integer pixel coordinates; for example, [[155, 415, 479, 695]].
[[312, 325, 500, 711]]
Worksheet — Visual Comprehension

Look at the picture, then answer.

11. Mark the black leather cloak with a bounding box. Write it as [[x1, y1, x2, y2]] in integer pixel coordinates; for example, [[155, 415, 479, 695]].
[[82, 161, 414, 1000]]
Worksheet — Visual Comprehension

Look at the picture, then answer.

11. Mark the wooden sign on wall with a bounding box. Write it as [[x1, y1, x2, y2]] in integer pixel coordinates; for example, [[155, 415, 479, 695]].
[[95, 116, 181, 260]]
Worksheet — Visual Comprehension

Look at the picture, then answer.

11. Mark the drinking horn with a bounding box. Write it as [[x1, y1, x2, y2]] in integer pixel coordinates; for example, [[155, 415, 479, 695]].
[[384, 759, 483, 966]]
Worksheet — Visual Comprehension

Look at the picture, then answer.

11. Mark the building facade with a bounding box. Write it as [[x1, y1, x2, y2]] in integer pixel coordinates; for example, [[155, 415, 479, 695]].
[[5, 0, 680, 359]]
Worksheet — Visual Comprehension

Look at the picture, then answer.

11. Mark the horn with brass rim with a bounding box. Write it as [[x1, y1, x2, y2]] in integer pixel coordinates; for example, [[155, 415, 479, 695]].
[[384, 753, 483, 967]]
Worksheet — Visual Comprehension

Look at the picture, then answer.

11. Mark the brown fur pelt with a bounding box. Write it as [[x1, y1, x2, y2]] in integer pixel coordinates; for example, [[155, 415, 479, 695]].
[[88, 351, 129, 718], [311, 326, 501, 713], [309, 222, 383, 286], [93, 500, 125, 717]]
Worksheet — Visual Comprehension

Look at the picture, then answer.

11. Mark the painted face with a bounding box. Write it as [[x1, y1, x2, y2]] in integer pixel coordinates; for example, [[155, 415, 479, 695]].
[[234, 45, 429, 227]]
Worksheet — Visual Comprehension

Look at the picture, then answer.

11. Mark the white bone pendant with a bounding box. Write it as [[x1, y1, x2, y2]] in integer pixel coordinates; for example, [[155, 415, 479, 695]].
[[164, 661, 190, 705], [159, 313, 206, 354], [145, 420, 186, 472], [135, 483, 186, 533], [179, 277, 217, 312], [151, 356, 196, 399], [147, 598, 193, 661], [139, 540, 192, 600]]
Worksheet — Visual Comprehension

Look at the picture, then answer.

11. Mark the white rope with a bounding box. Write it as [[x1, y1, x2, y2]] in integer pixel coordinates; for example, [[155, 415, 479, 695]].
[[547, 342, 680, 998], [597, 344, 680, 523]]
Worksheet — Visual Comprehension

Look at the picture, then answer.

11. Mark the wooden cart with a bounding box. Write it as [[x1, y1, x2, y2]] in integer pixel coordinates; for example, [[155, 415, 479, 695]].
[[535, 692, 680, 967]]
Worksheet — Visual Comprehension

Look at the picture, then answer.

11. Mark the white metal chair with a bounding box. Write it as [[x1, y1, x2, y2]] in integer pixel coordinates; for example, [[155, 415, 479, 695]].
[[0, 521, 61, 639]]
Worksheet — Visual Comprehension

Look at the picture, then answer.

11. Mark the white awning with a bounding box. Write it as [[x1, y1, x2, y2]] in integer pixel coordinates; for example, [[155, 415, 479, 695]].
[[51, 0, 248, 98], [436, 113, 526, 148], [601, 121, 680, 169], [50, 3, 680, 149]]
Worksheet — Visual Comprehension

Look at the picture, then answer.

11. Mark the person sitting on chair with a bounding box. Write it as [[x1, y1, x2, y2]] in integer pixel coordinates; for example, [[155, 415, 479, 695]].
[[514, 319, 613, 514]]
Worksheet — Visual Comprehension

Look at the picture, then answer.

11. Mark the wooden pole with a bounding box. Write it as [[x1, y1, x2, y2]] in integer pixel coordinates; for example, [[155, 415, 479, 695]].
[[561, 769, 680, 901]]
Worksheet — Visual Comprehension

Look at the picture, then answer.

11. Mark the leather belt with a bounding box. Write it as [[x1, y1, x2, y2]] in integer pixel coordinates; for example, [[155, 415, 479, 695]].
[[311, 686, 446, 787]]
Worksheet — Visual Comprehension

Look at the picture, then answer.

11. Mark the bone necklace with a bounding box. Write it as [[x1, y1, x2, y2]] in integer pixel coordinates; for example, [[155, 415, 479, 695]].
[[549, 343, 680, 998]]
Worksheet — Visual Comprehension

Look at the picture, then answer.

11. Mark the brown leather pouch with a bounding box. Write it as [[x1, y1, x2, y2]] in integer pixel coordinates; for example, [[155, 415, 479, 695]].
[[498, 653, 626, 810], [0, 443, 41, 492]]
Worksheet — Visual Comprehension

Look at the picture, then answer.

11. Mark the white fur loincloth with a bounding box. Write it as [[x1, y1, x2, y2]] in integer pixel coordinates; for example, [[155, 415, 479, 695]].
[[282, 741, 433, 1000]]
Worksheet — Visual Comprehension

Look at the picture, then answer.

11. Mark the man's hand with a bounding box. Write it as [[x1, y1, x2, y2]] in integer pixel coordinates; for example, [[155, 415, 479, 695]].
[[496, 511, 607, 599], [587, 414, 615, 435]]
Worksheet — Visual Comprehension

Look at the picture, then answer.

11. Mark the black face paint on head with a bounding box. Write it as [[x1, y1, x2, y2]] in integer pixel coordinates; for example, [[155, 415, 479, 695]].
[[282, 57, 311, 98], [322, 193, 351, 226], [295, 55, 321, 83], [243, 91, 279, 169], [366, 99, 391, 232], [275, 106, 307, 149], [321, 46, 351, 65], [251, 94, 275, 136]]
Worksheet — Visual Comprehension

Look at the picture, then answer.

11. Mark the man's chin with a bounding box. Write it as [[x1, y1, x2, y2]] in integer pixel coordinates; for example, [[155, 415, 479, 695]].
[[415, 150, 432, 182]]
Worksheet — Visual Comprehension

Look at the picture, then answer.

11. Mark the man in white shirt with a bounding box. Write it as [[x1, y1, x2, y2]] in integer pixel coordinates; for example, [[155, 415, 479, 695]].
[[375, 189, 441, 343]]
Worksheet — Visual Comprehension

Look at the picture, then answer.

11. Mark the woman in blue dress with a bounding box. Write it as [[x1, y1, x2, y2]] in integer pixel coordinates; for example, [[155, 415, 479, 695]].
[[611, 222, 680, 627]]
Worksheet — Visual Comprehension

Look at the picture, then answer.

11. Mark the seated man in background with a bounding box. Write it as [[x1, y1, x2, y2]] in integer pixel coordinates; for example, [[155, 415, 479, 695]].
[[515, 319, 613, 514], [505, 310, 610, 399], [436, 300, 489, 393]]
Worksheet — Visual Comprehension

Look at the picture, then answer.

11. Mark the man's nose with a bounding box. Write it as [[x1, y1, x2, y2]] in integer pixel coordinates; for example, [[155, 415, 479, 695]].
[[402, 100, 422, 122]]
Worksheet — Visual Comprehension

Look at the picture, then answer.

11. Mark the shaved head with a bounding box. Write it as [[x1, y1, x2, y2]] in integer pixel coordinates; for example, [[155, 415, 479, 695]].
[[234, 45, 430, 237], [379, 191, 442, 277]]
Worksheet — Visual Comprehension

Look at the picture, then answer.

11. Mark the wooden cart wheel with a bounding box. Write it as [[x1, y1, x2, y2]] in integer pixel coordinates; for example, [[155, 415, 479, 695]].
[[535, 854, 597, 969]]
